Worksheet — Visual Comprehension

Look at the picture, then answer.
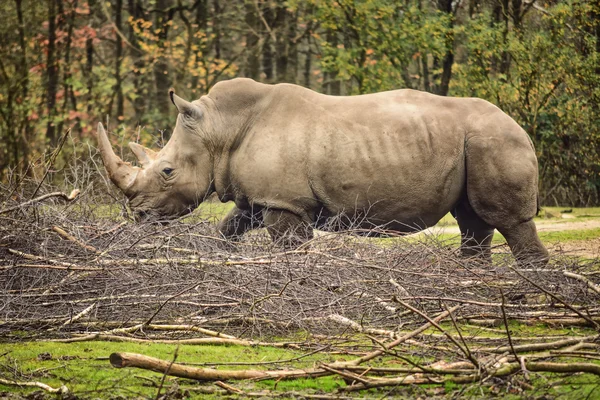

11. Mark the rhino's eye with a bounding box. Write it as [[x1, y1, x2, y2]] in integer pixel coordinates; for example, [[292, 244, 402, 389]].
[[162, 167, 174, 176]]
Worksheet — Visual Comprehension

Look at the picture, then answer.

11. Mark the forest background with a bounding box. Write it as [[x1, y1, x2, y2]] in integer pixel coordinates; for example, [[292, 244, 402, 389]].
[[0, 0, 599, 206]]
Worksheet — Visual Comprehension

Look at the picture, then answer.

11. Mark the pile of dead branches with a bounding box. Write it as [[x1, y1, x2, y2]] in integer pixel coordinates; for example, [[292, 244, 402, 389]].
[[1, 185, 599, 396]]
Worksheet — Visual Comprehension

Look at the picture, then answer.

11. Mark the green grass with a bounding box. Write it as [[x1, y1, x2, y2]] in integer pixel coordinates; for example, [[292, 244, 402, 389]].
[[185, 200, 236, 223], [539, 227, 600, 243], [426, 320, 598, 338], [414, 226, 600, 247], [0, 340, 343, 398], [435, 212, 458, 226], [255, 376, 344, 392], [539, 206, 600, 219], [2, 321, 599, 398]]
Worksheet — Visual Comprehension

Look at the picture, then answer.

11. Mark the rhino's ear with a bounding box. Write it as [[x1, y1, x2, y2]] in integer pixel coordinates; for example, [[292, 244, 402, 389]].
[[169, 89, 203, 119], [128, 142, 157, 168]]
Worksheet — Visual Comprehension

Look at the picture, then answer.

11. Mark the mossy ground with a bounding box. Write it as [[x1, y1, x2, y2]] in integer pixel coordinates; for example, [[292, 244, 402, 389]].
[[2, 319, 599, 399], [0, 340, 346, 398]]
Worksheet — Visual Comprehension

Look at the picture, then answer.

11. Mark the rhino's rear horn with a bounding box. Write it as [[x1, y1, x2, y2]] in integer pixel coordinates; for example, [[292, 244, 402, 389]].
[[95, 122, 140, 194], [169, 89, 203, 119], [129, 142, 157, 167]]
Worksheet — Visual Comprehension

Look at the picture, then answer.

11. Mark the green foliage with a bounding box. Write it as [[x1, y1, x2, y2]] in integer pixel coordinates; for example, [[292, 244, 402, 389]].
[[0, 0, 599, 205], [293, 0, 451, 94], [452, 2, 600, 206]]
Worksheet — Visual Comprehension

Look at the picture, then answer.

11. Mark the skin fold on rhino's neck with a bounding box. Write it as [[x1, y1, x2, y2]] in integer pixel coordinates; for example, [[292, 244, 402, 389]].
[[203, 79, 275, 202]]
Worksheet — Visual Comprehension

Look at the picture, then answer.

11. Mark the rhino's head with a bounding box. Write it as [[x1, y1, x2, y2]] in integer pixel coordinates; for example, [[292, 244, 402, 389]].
[[96, 91, 214, 222]]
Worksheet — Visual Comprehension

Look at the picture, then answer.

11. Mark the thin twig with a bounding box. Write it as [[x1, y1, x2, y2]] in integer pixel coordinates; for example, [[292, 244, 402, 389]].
[[31, 128, 72, 199], [52, 226, 99, 253], [564, 271, 600, 296], [0, 378, 68, 394], [156, 346, 179, 400], [394, 299, 479, 368], [1, 190, 80, 215], [509, 265, 600, 330]]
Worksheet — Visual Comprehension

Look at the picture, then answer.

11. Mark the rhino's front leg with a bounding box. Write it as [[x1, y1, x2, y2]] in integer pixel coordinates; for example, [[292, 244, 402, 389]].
[[263, 209, 313, 247], [217, 206, 263, 240]]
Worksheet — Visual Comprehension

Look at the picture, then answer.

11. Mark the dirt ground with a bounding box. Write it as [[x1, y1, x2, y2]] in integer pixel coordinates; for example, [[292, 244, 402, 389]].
[[547, 237, 600, 258], [536, 218, 600, 232], [424, 218, 600, 258]]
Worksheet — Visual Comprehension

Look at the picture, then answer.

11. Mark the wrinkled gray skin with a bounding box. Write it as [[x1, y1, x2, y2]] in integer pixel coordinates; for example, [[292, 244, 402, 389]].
[[96, 78, 549, 265]]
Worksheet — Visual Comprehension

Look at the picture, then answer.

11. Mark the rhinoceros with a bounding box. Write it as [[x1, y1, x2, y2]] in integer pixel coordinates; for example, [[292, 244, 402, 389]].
[[96, 78, 549, 265]]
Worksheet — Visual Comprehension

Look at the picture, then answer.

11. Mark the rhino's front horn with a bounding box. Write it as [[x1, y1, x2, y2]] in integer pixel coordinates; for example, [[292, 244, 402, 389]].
[[169, 89, 203, 118], [96, 122, 140, 194]]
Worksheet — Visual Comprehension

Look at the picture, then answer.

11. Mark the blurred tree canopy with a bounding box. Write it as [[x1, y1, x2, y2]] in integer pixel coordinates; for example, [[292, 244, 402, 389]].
[[0, 0, 598, 205]]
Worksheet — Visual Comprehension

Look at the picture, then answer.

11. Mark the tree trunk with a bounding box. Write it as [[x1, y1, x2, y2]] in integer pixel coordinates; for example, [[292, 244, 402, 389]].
[[275, 1, 287, 82], [1, 88, 16, 179], [492, 0, 510, 76], [190, 0, 207, 94], [45, 0, 59, 145], [153, 0, 175, 126], [595, 2, 600, 77], [323, 30, 340, 95], [114, 0, 124, 119], [128, 0, 146, 123], [262, 4, 274, 82], [417, 0, 431, 93], [439, 52, 454, 96], [468, 0, 481, 18], [58, 0, 78, 134], [285, 8, 298, 83], [15, 0, 30, 172], [422, 54, 431, 93], [437, 0, 456, 96], [213, 0, 221, 59], [85, 37, 94, 113], [244, 1, 260, 80], [511, 0, 523, 30], [303, 47, 311, 88]]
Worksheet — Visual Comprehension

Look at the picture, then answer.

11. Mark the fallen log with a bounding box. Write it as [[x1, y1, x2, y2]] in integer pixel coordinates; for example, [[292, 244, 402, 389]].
[[110, 352, 327, 381], [476, 335, 599, 354], [339, 360, 600, 392], [53, 334, 299, 348]]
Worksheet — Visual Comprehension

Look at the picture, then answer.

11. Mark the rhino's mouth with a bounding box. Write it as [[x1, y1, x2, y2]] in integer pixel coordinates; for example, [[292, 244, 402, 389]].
[[134, 209, 153, 223], [133, 207, 194, 224]]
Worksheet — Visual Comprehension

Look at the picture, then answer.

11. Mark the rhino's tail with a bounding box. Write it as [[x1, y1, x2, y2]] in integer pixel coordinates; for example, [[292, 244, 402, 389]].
[[523, 132, 543, 216]]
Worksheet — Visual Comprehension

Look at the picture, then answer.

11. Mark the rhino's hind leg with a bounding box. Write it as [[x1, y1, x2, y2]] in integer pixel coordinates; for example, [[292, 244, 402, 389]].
[[217, 206, 263, 240], [263, 209, 313, 247], [453, 200, 494, 262], [464, 134, 549, 266], [497, 220, 549, 266]]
